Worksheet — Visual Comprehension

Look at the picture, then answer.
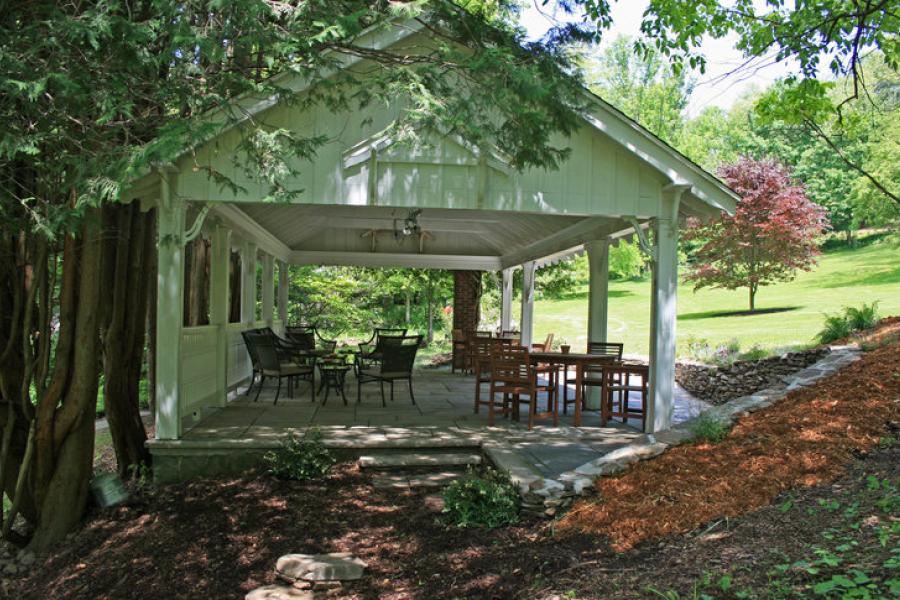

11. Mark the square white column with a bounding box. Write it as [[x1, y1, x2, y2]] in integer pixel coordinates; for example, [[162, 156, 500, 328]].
[[519, 261, 536, 347], [261, 254, 274, 325], [277, 261, 289, 325], [586, 238, 610, 346], [647, 192, 682, 432], [500, 267, 514, 332], [155, 174, 185, 440], [241, 242, 257, 324], [209, 225, 231, 407]]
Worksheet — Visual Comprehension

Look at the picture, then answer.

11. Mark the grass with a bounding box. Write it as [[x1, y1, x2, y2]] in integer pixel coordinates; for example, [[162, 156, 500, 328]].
[[529, 234, 900, 357]]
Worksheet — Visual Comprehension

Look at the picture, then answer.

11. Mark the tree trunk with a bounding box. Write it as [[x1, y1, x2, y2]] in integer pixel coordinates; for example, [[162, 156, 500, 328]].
[[749, 285, 756, 312], [101, 203, 152, 475], [147, 215, 158, 417], [184, 237, 210, 326], [28, 209, 103, 552], [405, 292, 411, 324]]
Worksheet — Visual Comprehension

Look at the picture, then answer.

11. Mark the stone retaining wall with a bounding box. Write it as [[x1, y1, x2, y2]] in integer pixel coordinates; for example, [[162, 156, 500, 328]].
[[675, 347, 830, 404]]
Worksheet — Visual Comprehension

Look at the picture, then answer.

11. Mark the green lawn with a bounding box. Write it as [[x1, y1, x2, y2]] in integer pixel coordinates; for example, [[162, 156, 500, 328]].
[[531, 234, 900, 357]]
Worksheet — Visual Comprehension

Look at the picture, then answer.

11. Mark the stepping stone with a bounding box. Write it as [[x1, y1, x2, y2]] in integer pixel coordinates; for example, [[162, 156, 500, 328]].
[[408, 470, 466, 488], [276, 553, 367, 582], [371, 473, 411, 490], [358, 452, 481, 469], [245, 584, 312, 600]]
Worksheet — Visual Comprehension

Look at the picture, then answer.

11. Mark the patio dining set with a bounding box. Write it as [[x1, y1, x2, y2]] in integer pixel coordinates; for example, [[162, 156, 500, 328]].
[[453, 329, 650, 431], [241, 326, 422, 407], [240, 325, 650, 432]]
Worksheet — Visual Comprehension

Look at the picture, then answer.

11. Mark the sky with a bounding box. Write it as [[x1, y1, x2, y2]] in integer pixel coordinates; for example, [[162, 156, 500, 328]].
[[519, 1, 796, 117]]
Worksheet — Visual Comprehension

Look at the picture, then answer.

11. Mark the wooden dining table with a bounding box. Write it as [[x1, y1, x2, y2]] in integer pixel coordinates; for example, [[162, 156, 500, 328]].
[[528, 351, 619, 427]]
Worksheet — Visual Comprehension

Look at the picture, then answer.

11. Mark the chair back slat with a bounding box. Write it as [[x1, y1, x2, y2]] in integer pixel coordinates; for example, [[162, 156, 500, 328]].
[[587, 342, 624, 360], [490, 344, 532, 386]]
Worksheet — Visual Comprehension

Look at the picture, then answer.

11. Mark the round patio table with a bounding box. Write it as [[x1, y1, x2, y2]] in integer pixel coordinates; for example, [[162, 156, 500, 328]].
[[317, 360, 352, 405]]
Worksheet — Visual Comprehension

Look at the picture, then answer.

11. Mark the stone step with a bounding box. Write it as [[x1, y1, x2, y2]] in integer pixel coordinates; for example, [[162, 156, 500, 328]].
[[358, 452, 482, 470], [371, 470, 467, 490]]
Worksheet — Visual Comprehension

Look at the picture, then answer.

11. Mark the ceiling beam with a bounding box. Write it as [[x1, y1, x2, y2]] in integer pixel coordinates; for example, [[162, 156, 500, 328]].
[[500, 216, 628, 269], [210, 204, 292, 263], [289, 250, 501, 271]]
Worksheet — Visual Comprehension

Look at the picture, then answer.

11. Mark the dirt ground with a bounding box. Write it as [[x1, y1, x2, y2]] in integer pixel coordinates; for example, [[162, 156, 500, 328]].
[[8, 326, 900, 600]]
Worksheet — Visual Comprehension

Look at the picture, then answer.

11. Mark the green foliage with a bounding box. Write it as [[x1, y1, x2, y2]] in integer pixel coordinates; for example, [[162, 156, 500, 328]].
[[609, 239, 646, 280], [769, 474, 900, 599], [845, 302, 881, 332], [583, 35, 692, 146], [442, 467, 520, 528], [817, 303, 881, 344], [264, 430, 335, 481], [690, 411, 730, 444], [817, 314, 855, 344]]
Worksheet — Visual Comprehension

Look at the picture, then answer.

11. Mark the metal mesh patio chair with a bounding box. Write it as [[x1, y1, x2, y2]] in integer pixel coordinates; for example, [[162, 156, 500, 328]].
[[245, 331, 315, 404], [357, 334, 421, 406]]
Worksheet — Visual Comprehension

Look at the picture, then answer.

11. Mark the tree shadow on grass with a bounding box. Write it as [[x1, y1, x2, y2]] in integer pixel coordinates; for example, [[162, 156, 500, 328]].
[[678, 306, 801, 321]]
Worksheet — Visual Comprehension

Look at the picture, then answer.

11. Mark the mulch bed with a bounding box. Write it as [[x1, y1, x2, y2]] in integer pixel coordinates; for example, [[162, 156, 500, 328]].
[[559, 327, 900, 551], [9, 321, 900, 599]]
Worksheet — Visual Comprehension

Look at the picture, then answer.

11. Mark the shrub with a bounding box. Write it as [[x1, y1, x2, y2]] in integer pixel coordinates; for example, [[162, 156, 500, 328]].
[[844, 301, 880, 331], [817, 313, 853, 344], [817, 303, 880, 344], [690, 411, 730, 444], [442, 467, 520, 528], [265, 429, 335, 480]]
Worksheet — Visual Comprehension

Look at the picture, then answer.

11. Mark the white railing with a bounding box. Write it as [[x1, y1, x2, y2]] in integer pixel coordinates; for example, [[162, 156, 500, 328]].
[[180, 325, 218, 417], [226, 322, 254, 390]]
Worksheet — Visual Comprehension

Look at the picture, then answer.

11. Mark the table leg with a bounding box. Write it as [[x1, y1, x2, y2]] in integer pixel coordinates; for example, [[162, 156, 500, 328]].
[[574, 361, 583, 427]]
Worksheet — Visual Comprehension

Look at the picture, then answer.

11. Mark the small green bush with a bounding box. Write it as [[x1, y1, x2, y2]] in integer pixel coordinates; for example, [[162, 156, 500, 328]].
[[442, 467, 520, 528], [845, 301, 880, 331], [690, 411, 730, 444], [817, 302, 881, 344], [265, 429, 335, 480]]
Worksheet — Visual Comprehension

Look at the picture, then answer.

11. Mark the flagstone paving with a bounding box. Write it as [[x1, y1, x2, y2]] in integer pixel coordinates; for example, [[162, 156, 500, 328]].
[[178, 368, 708, 481]]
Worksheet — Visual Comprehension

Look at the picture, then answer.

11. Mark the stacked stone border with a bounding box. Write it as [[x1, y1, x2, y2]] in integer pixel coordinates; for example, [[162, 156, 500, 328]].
[[675, 347, 830, 404], [484, 345, 861, 517]]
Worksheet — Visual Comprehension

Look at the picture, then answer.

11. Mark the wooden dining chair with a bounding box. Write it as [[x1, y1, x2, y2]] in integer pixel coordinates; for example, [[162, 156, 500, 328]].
[[602, 363, 649, 431], [562, 341, 624, 414], [473, 338, 515, 415], [489, 345, 557, 429], [531, 333, 558, 405]]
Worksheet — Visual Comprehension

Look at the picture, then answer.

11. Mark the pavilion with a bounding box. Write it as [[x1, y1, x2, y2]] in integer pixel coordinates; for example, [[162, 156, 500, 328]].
[[124, 19, 737, 460]]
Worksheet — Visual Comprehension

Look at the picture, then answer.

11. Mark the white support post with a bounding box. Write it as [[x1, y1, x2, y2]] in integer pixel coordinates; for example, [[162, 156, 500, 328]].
[[209, 224, 231, 408], [277, 261, 289, 326], [520, 261, 536, 347], [500, 267, 514, 333], [585, 238, 610, 410], [155, 172, 185, 440], [241, 242, 257, 325], [586, 238, 610, 345], [261, 254, 274, 325], [647, 190, 683, 433]]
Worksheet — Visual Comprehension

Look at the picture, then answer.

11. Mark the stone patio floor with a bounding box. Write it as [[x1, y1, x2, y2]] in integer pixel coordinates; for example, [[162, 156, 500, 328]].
[[178, 368, 708, 481]]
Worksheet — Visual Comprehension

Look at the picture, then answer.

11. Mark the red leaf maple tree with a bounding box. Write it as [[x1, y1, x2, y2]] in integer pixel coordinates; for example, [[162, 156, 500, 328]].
[[683, 157, 829, 311]]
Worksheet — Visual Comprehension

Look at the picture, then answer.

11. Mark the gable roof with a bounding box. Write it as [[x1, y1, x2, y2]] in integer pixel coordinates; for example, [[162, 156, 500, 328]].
[[133, 16, 737, 216]]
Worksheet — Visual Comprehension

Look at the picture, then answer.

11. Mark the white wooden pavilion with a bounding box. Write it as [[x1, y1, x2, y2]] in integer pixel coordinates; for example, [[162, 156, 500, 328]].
[[127, 20, 737, 456]]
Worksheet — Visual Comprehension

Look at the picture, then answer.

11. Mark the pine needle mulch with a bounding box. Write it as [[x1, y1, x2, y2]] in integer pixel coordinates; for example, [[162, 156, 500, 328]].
[[559, 333, 900, 552]]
